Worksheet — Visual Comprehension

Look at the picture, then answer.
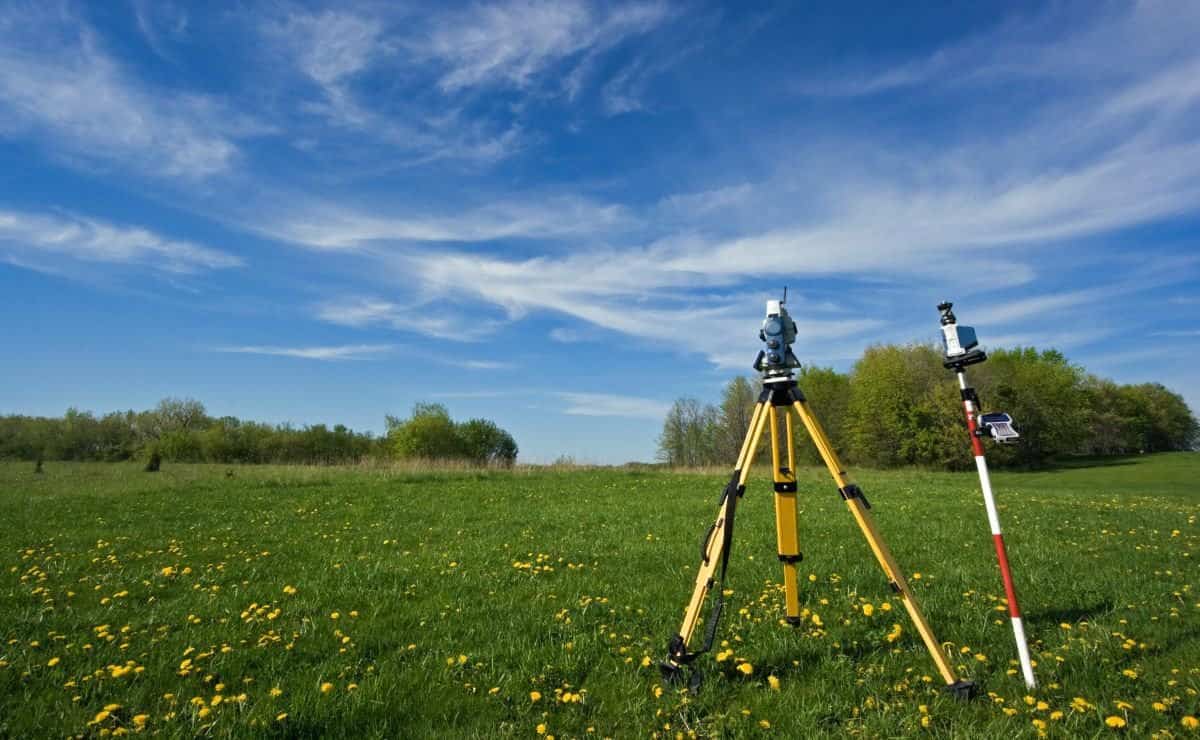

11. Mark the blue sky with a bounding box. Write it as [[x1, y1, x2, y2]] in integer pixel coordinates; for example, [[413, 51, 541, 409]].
[[1, 1, 1198, 463]]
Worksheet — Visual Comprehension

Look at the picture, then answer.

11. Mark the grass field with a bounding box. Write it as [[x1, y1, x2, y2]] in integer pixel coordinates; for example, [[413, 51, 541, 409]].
[[1, 454, 1198, 738]]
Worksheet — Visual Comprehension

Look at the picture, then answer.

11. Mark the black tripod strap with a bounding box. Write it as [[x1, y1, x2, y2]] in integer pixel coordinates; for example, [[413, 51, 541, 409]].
[[692, 470, 743, 659]]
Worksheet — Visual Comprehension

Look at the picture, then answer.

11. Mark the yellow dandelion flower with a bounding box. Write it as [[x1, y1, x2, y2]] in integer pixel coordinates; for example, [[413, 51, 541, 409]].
[[282, 585, 297, 595], [330, 612, 340, 620], [92, 710, 111, 724], [862, 604, 874, 617], [920, 716, 931, 728], [737, 662, 754, 676], [759, 719, 771, 729], [653, 686, 663, 698], [640, 656, 652, 667], [530, 691, 542, 702], [1032, 719, 1047, 730], [348, 683, 359, 691], [198, 707, 211, 719], [1105, 716, 1126, 728], [270, 687, 283, 698], [320, 682, 334, 694], [104, 703, 121, 712], [276, 712, 288, 721], [47, 657, 60, 667], [536, 723, 547, 735], [768, 675, 781, 691], [1182, 716, 1199, 730], [132, 714, 148, 727], [1050, 711, 1064, 721]]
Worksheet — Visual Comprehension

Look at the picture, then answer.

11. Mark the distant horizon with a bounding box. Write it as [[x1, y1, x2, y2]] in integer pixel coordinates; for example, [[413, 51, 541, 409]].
[[3, 2, 1198, 463]]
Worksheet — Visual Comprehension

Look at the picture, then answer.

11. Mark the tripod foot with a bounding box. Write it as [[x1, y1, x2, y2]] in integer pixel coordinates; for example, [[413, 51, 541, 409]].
[[784, 616, 803, 626], [942, 679, 978, 701], [660, 661, 684, 686]]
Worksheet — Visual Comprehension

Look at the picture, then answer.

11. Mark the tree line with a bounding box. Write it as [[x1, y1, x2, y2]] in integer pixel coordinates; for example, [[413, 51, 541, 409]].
[[658, 344, 1198, 470], [0, 399, 518, 466]]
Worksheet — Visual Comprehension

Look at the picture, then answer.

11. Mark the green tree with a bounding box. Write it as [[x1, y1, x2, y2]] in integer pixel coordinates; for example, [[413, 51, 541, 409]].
[[458, 419, 519, 466]]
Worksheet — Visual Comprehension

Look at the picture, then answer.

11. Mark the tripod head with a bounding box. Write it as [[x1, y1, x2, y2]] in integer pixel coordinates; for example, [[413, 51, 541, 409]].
[[937, 301, 986, 369], [753, 288, 801, 383]]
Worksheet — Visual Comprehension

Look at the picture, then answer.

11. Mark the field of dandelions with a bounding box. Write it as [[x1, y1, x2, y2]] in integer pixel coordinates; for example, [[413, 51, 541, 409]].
[[2, 453, 1197, 738]]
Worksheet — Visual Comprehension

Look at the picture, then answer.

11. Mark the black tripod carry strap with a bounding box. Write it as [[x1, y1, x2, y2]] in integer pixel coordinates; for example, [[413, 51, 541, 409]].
[[701, 470, 742, 653], [672, 469, 743, 664]]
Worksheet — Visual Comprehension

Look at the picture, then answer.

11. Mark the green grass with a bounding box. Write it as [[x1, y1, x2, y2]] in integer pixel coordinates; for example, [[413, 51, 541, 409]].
[[1, 454, 1198, 738]]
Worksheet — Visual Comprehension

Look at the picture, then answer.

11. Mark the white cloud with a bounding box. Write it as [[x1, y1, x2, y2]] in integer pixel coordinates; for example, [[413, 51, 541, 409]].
[[549, 327, 584, 343], [314, 297, 504, 341], [0, 8, 263, 179], [419, 0, 672, 92], [0, 208, 242, 274], [214, 344, 394, 361], [556, 391, 671, 419], [262, 195, 632, 250]]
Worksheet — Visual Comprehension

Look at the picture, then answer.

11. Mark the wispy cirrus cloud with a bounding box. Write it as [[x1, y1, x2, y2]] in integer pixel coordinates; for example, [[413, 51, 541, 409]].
[[556, 391, 671, 419], [0, 7, 267, 179], [314, 297, 504, 341], [417, 0, 673, 93], [214, 344, 394, 361], [260, 194, 632, 250], [0, 208, 242, 274]]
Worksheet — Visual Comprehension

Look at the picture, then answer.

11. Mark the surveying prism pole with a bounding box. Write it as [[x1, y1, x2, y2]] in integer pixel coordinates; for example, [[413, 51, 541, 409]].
[[938, 302, 1037, 690]]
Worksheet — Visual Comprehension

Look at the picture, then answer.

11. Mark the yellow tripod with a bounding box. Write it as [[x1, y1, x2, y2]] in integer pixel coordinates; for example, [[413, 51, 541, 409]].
[[661, 379, 976, 698]]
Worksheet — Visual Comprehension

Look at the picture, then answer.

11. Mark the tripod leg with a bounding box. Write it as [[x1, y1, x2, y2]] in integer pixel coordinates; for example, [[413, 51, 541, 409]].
[[662, 397, 771, 681], [790, 396, 974, 698], [769, 405, 803, 623]]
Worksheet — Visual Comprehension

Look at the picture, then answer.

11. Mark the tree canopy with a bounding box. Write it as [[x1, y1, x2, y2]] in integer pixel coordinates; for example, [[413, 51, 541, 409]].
[[658, 343, 1197, 469]]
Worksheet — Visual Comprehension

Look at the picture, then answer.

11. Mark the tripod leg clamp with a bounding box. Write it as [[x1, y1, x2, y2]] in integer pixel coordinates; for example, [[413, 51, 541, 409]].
[[839, 484, 871, 509], [778, 553, 803, 564]]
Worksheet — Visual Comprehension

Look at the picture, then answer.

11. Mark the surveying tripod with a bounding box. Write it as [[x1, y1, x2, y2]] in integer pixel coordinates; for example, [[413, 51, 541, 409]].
[[660, 376, 976, 699]]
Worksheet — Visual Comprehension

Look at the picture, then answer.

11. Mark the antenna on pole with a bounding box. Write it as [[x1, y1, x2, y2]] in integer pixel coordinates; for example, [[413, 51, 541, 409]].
[[781, 286, 788, 305]]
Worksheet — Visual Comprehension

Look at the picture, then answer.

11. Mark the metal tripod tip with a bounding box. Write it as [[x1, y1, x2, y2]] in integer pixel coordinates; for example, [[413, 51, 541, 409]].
[[943, 679, 978, 701]]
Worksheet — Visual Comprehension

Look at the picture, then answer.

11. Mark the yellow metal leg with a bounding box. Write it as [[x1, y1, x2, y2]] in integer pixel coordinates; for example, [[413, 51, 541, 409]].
[[668, 401, 771, 659], [790, 397, 967, 690], [769, 405, 802, 622]]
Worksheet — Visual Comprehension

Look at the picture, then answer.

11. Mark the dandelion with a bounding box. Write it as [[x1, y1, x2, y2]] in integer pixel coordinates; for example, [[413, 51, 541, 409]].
[[1182, 716, 1199, 730], [536, 723, 547, 735], [330, 612, 340, 620], [198, 707, 211, 719], [104, 703, 121, 712], [862, 604, 874, 617], [1105, 716, 1127, 729], [320, 682, 334, 694], [920, 716, 931, 728], [132, 714, 148, 728], [640, 656, 651, 667], [270, 687, 283, 698], [768, 675, 781, 691], [738, 662, 754, 676], [46, 657, 60, 667], [91, 710, 111, 724], [759, 719, 771, 729], [282, 585, 297, 595], [276, 713, 288, 721], [530, 691, 542, 702]]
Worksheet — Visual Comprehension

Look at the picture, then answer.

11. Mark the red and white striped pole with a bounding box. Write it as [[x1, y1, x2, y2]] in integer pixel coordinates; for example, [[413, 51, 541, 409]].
[[956, 367, 1037, 689]]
